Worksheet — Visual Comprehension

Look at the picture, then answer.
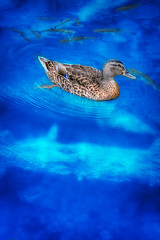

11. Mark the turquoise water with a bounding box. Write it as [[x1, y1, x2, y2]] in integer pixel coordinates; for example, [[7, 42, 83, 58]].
[[0, 0, 160, 239]]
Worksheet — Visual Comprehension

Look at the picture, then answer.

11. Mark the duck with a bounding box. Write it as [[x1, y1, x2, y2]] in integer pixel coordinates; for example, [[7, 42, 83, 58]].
[[38, 57, 136, 101]]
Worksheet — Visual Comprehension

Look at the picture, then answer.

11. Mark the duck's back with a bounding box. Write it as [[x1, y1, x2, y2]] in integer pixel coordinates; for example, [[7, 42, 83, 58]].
[[46, 62, 104, 98], [63, 63, 102, 84]]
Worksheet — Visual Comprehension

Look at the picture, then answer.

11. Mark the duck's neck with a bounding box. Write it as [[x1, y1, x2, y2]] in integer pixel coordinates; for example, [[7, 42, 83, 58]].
[[101, 77, 115, 83], [100, 71, 120, 93], [99, 78, 117, 90], [99, 74, 115, 87], [102, 69, 115, 81]]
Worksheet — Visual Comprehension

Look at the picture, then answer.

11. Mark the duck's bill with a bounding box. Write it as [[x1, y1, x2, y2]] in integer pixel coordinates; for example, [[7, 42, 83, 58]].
[[123, 70, 136, 79]]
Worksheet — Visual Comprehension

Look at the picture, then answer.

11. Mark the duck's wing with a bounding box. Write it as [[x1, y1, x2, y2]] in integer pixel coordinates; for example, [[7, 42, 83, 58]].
[[61, 63, 102, 86]]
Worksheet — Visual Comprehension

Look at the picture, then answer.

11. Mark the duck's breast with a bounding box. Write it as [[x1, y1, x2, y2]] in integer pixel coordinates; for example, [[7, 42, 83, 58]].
[[94, 81, 120, 101]]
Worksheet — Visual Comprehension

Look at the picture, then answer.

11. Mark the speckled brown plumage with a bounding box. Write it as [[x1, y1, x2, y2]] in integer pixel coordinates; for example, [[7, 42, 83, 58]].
[[38, 57, 136, 101]]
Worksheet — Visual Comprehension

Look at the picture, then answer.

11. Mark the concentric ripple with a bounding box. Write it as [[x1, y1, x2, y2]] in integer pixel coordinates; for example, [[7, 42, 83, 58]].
[[0, 40, 160, 128], [0, 41, 117, 121]]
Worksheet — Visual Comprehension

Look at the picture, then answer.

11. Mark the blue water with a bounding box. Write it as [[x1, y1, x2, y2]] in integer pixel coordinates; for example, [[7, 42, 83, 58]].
[[0, 0, 160, 239]]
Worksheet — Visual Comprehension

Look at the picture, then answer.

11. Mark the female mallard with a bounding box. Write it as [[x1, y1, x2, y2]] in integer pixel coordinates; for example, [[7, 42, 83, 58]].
[[38, 57, 136, 101]]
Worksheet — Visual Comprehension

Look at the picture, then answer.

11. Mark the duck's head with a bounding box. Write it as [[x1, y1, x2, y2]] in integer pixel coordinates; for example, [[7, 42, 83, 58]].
[[102, 60, 136, 80]]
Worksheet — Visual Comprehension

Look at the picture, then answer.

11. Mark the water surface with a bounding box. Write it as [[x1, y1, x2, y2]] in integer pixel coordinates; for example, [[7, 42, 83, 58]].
[[0, 0, 160, 239]]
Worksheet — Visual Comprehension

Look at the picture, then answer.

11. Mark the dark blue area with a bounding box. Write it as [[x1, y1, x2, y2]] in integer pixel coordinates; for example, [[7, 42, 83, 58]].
[[1, 167, 160, 240], [0, 0, 160, 239]]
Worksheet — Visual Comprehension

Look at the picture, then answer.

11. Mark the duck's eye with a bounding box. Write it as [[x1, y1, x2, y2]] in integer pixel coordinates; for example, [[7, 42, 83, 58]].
[[111, 64, 117, 67], [117, 64, 125, 70]]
